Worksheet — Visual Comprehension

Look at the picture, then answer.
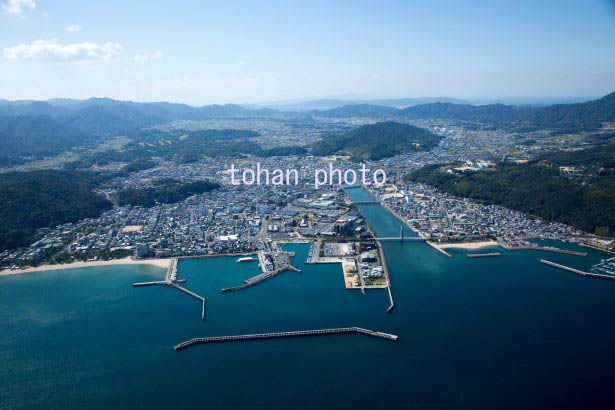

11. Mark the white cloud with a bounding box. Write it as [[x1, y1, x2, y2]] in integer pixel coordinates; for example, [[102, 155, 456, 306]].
[[133, 50, 163, 62], [3, 39, 123, 62], [66, 25, 81, 32], [2, 0, 36, 15]]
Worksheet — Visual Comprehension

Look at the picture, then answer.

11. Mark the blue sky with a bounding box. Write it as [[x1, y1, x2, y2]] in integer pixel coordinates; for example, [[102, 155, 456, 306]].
[[1, 0, 614, 104]]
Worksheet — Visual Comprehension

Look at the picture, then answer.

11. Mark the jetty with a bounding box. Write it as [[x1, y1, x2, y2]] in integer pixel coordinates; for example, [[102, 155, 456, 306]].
[[467, 252, 502, 258], [376, 241, 395, 312], [173, 327, 398, 350], [426, 241, 454, 258], [132, 258, 207, 320], [540, 259, 615, 280]]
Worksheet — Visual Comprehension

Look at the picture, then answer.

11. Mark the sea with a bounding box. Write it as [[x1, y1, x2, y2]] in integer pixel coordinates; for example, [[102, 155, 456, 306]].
[[1, 187, 615, 410]]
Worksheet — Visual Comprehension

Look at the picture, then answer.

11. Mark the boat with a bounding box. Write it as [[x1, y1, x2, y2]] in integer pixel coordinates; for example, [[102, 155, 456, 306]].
[[236, 257, 256, 263]]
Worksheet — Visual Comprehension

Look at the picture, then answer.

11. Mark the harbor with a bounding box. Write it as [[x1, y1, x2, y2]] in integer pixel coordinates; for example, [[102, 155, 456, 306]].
[[4, 207, 615, 410], [222, 249, 302, 292]]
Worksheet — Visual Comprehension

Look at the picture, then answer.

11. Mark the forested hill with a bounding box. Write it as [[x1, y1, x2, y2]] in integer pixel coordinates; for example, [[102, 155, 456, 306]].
[[399, 103, 532, 122], [115, 179, 220, 208], [398, 92, 615, 131], [311, 121, 441, 160], [528, 91, 615, 131], [318, 92, 615, 131], [0, 115, 85, 166], [407, 144, 615, 236], [0, 170, 112, 251]]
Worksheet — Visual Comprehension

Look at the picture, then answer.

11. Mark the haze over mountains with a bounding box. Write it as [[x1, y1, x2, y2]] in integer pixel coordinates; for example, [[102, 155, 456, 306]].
[[0, 91, 614, 166], [250, 96, 472, 110]]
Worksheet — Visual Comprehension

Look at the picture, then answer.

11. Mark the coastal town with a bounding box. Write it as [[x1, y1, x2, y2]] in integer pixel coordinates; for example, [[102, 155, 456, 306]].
[[1, 113, 613, 277]]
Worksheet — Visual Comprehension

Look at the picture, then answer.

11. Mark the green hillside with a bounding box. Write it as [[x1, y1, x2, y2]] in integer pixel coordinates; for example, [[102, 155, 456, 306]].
[[0, 170, 112, 251], [312, 121, 441, 160], [408, 144, 615, 236]]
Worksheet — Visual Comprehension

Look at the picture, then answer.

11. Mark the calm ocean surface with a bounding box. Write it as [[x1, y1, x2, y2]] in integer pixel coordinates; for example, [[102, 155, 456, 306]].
[[2, 189, 615, 409]]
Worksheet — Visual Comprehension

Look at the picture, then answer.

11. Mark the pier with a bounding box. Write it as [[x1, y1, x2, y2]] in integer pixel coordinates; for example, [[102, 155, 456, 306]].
[[467, 252, 502, 258], [173, 327, 399, 350], [540, 259, 615, 280], [132, 258, 207, 320]]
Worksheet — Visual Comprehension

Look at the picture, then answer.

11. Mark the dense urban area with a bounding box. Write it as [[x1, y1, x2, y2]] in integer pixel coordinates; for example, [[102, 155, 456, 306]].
[[1, 93, 614, 275]]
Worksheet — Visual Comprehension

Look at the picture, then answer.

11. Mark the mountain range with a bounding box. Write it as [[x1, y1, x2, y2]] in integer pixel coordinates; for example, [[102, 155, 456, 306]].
[[0, 91, 614, 165]]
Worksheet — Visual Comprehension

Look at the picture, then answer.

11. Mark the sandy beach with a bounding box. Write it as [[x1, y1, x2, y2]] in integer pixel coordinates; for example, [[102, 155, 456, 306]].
[[0, 257, 171, 276], [434, 241, 500, 250]]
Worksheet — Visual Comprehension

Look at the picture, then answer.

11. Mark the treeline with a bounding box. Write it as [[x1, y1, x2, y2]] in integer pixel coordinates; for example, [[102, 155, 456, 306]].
[[115, 179, 220, 208], [0, 170, 112, 251], [407, 148, 615, 236]]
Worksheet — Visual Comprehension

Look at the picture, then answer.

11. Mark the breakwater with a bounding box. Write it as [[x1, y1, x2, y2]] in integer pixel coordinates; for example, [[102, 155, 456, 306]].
[[540, 259, 615, 280], [500, 244, 587, 256], [467, 252, 502, 258], [174, 327, 399, 350]]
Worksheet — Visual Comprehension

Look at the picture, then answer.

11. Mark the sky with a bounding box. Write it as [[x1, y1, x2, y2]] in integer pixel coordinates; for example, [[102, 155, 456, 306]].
[[1, 0, 614, 105]]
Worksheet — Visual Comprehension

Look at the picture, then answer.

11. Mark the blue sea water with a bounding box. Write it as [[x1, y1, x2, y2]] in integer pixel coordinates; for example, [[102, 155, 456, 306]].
[[2, 190, 615, 409]]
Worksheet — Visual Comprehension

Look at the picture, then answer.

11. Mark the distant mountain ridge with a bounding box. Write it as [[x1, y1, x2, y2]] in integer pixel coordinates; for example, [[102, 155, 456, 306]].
[[0, 92, 613, 166], [0, 98, 273, 137], [255, 96, 470, 110], [310, 104, 400, 118]]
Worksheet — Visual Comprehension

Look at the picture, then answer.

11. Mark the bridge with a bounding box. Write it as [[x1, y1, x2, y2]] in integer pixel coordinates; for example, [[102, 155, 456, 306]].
[[353, 200, 380, 204], [373, 226, 425, 242], [375, 237, 426, 241], [173, 327, 398, 350]]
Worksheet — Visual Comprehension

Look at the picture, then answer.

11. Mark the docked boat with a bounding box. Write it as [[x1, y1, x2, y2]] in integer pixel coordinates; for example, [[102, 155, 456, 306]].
[[236, 257, 256, 263]]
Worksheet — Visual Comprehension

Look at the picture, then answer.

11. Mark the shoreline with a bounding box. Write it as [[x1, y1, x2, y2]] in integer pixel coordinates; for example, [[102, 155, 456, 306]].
[[432, 241, 500, 250], [0, 257, 171, 276]]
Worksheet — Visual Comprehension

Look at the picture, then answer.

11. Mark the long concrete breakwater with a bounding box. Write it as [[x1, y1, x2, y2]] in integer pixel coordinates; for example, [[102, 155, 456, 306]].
[[540, 259, 615, 280], [173, 327, 399, 350]]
